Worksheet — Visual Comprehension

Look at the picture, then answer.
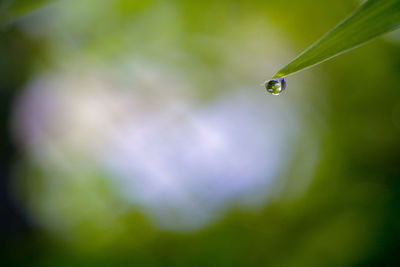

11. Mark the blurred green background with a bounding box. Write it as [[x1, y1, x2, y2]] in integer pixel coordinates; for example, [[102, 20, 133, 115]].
[[1, 0, 400, 266]]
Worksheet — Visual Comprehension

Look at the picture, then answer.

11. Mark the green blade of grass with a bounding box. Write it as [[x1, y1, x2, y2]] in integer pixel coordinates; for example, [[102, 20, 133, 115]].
[[272, 0, 400, 78]]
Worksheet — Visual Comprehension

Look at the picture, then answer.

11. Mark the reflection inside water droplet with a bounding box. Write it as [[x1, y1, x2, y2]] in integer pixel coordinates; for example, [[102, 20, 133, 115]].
[[265, 78, 286, 96]]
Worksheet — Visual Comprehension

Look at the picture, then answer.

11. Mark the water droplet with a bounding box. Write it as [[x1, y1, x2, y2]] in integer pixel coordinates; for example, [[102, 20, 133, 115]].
[[265, 78, 286, 96]]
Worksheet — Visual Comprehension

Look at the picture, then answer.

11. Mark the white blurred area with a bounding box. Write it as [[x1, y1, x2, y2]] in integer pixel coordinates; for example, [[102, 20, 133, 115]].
[[11, 60, 300, 232], [7, 0, 318, 238]]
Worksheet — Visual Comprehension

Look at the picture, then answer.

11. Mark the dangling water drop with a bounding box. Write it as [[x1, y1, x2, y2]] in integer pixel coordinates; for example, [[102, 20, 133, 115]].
[[265, 78, 286, 96]]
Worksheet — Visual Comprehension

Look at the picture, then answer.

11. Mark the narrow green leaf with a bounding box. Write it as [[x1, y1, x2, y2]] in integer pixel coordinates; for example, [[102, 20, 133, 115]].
[[273, 0, 400, 78]]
